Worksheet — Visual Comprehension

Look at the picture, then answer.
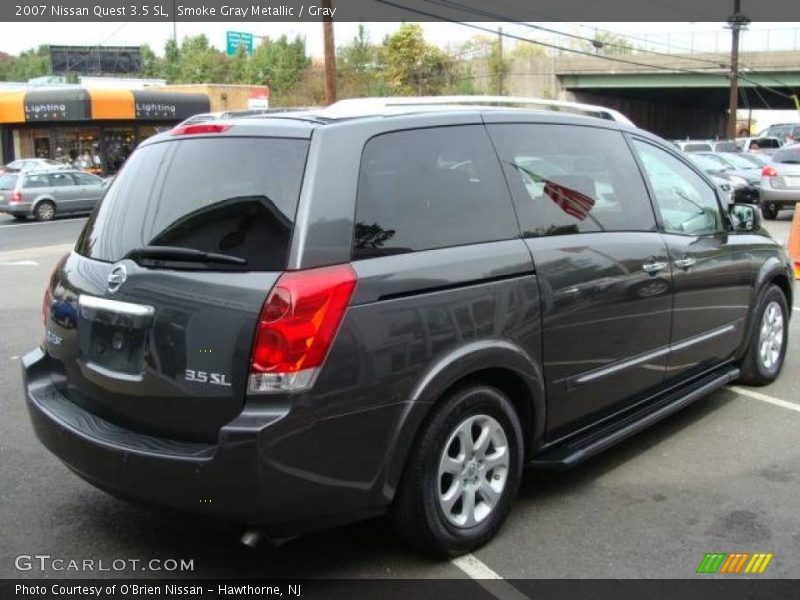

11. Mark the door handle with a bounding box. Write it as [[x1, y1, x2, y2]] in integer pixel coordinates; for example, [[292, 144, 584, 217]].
[[642, 260, 668, 274], [674, 257, 696, 270]]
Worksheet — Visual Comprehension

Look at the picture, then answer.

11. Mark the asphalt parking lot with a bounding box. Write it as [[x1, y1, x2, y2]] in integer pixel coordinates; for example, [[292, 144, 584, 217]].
[[0, 212, 798, 581]]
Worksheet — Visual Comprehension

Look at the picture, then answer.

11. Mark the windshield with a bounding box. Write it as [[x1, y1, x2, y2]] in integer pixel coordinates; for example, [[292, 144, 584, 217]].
[[76, 136, 309, 271], [687, 154, 724, 173], [718, 153, 759, 170]]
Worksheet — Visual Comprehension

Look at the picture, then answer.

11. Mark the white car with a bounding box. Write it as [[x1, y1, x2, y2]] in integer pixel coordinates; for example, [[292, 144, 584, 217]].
[[2, 158, 70, 172]]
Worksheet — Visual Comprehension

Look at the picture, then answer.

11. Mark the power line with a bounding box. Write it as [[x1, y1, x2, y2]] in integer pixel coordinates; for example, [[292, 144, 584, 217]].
[[423, 0, 730, 68], [375, 0, 727, 77]]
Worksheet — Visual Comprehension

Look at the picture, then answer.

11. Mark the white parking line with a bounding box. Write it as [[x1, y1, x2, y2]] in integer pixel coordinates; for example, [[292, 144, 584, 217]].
[[728, 386, 800, 414], [451, 554, 530, 600]]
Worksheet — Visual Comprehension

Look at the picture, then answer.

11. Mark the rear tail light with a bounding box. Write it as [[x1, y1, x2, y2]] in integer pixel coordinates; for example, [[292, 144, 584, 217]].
[[9, 191, 22, 204], [249, 264, 357, 393], [762, 166, 778, 177], [794, 260, 800, 280], [170, 123, 231, 136]]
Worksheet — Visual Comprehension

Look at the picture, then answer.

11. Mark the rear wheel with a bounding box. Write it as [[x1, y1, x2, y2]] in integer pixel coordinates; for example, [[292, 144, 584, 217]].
[[738, 285, 789, 385], [760, 202, 779, 220], [392, 384, 524, 556], [34, 201, 56, 222]]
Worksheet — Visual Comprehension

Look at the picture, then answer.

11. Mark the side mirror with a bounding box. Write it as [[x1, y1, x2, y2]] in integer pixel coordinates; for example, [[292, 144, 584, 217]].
[[729, 203, 761, 232]]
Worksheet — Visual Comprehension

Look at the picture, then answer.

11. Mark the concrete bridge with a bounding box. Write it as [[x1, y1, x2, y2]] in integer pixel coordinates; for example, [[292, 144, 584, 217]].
[[481, 51, 800, 138]]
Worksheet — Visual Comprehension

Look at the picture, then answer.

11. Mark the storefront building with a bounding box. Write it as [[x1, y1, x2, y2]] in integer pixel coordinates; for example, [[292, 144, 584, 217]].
[[0, 87, 210, 174]]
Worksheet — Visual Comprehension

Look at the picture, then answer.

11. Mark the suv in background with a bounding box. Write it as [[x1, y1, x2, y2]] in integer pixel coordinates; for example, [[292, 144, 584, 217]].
[[0, 169, 106, 221], [23, 97, 793, 556], [760, 143, 800, 219]]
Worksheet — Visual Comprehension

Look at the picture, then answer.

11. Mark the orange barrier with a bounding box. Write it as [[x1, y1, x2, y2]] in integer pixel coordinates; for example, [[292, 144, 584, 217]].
[[788, 204, 800, 279]]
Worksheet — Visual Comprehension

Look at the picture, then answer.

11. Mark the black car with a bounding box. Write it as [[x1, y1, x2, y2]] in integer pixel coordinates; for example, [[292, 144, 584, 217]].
[[23, 97, 793, 556]]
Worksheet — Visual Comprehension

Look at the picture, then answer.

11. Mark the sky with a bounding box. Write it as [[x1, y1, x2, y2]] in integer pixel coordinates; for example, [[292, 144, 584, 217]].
[[1, 21, 799, 57]]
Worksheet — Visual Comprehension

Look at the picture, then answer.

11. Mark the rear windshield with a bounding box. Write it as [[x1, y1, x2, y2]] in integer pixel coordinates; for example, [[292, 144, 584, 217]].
[[712, 141, 739, 152], [683, 143, 713, 152], [0, 174, 18, 190], [772, 146, 800, 164], [76, 136, 309, 270], [749, 138, 781, 150]]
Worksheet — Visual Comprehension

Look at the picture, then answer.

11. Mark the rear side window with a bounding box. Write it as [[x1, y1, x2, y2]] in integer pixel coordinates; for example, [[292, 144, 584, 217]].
[[712, 141, 739, 152], [353, 125, 518, 258], [488, 124, 656, 237], [773, 146, 800, 164], [752, 138, 781, 150], [76, 137, 309, 271], [0, 174, 18, 190]]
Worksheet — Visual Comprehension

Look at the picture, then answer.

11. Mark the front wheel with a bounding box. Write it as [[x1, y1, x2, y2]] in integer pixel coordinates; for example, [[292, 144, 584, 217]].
[[738, 285, 789, 385], [392, 384, 524, 556]]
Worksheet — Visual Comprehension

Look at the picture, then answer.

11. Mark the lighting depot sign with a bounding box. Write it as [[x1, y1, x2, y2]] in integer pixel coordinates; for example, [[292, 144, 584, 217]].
[[135, 101, 178, 119], [23, 89, 89, 121]]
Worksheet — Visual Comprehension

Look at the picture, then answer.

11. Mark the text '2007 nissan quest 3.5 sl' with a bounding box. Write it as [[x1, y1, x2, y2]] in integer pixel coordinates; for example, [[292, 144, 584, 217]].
[[23, 97, 793, 556]]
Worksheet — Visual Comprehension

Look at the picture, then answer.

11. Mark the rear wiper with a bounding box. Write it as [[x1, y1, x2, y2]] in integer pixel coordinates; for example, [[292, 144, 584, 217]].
[[123, 246, 247, 266]]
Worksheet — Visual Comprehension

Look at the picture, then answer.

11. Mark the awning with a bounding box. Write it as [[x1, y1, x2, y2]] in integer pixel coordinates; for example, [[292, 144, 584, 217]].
[[0, 88, 210, 124]]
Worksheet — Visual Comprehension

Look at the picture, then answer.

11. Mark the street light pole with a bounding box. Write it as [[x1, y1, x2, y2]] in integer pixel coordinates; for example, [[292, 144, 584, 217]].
[[322, 0, 336, 105], [727, 0, 748, 138]]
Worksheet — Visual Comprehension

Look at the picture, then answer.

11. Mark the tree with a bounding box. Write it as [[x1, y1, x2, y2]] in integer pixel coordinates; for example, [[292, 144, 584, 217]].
[[337, 24, 385, 97], [379, 23, 449, 95], [251, 35, 311, 94], [139, 44, 162, 78], [509, 41, 548, 59]]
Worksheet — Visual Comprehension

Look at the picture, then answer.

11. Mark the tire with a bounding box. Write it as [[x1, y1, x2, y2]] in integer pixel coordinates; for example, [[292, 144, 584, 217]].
[[738, 285, 789, 386], [33, 200, 56, 222], [760, 202, 779, 220], [391, 383, 524, 557]]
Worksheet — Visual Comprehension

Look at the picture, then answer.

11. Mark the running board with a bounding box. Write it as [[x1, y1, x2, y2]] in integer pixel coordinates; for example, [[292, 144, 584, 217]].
[[529, 365, 740, 470]]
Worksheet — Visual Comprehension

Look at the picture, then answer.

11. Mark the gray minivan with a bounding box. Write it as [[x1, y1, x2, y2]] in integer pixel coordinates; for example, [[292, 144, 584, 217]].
[[23, 97, 793, 556], [0, 169, 106, 221]]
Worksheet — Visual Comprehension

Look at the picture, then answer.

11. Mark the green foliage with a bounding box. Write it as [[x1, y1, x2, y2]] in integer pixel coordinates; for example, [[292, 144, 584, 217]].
[[379, 23, 450, 95], [0, 45, 49, 81]]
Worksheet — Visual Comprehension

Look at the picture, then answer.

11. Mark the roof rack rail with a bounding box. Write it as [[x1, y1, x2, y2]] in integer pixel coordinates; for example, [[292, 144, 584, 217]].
[[321, 96, 634, 125]]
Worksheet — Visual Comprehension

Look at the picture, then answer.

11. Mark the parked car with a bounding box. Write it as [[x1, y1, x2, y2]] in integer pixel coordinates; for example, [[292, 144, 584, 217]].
[[736, 136, 783, 155], [23, 97, 793, 556], [758, 123, 800, 146], [686, 153, 759, 203], [0, 169, 106, 221], [760, 143, 800, 219], [0, 158, 69, 175]]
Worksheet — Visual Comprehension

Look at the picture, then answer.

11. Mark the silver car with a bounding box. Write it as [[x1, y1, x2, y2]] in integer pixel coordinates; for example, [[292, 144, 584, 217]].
[[760, 144, 800, 220], [0, 169, 106, 221], [1, 158, 69, 173]]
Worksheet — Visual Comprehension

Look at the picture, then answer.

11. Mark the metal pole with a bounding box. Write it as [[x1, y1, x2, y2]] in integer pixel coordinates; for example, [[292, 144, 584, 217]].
[[727, 0, 746, 139], [497, 27, 503, 95], [322, 0, 336, 105]]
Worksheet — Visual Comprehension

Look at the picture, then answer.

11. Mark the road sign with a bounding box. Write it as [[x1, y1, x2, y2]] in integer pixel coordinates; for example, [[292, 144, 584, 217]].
[[226, 31, 254, 57]]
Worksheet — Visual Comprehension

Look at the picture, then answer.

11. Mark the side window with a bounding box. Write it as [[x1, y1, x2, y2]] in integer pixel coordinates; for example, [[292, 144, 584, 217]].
[[23, 174, 49, 189], [632, 140, 724, 236], [73, 173, 100, 185], [47, 173, 75, 187], [488, 124, 656, 237], [353, 125, 518, 258]]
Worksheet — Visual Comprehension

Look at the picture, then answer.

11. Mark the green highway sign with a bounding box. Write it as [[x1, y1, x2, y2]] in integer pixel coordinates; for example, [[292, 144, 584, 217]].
[[226, 31, 254, 56]]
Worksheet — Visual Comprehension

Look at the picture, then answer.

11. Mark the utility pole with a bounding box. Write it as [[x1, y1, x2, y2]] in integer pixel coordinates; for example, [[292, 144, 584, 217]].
[[727, 0, 749, 138], [497, 27, 503, 95], [322, 0, 336, 105]]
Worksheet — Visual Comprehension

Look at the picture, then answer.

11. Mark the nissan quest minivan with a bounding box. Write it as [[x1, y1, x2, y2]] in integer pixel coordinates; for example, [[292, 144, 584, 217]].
[[23, 97, 793, 556]]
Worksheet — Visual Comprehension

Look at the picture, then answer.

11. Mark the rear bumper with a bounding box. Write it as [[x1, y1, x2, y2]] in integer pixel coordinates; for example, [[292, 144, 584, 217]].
[[22, 348, 386, 535], [759, 187, 800, 205], [0, 202, 29, 215]]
